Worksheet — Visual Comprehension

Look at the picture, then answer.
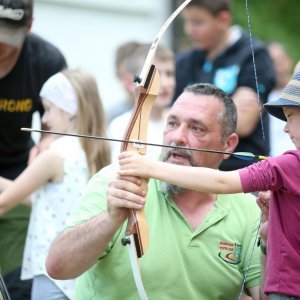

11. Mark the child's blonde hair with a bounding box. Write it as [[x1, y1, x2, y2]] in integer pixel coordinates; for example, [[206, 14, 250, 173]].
[[62, 69, 110, 175]]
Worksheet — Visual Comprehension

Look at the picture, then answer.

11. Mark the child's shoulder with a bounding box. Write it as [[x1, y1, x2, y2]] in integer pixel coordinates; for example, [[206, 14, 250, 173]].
[[285, 149, 300, 157], [267, 149, 300, 167], [49, 136, 80, 151], [49, 136, 83, 158]]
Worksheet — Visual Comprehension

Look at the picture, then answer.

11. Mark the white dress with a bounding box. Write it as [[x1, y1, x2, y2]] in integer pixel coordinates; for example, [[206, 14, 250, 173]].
[[21, 136, 89, 299]]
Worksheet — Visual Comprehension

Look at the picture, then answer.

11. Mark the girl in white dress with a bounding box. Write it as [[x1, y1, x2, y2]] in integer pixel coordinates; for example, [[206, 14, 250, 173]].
[[0, 69, 110, 299]]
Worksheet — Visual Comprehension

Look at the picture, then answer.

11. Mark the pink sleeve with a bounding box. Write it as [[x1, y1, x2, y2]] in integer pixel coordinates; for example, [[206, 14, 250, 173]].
[[238, 151, 300, 194], [238, 160, 273, 193]]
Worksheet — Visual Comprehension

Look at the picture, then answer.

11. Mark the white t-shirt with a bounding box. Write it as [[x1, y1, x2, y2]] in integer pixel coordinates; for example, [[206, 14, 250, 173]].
[[21, 136, 89, 299]]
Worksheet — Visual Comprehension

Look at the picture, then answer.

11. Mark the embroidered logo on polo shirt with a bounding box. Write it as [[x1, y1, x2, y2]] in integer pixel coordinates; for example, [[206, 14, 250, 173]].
[[218, 241, 242, 264]]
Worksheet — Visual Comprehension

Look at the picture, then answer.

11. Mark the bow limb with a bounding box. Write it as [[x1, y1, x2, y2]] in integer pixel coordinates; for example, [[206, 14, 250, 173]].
[[139, 0, 193, 84]]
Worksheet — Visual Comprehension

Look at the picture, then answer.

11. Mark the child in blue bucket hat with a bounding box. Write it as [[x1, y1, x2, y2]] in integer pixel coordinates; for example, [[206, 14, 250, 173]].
[[119, 71, 300, 299], [264, 71, 300, 124]]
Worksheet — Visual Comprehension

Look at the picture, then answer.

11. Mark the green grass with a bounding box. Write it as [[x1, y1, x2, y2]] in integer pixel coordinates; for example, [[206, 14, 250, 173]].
[[232, 0, 299, 61]]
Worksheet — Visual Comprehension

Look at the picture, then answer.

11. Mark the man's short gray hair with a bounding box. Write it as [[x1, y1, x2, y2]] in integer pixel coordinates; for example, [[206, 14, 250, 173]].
[[184, 83, 237, 141]]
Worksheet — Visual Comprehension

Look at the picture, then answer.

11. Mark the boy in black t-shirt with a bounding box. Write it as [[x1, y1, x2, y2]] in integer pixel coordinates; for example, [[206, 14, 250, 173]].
[[174, 0, 275, 171]]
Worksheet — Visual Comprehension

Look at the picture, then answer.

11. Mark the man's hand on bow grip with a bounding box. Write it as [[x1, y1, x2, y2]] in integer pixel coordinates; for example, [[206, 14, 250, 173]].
[[107, 175, 146, 226]]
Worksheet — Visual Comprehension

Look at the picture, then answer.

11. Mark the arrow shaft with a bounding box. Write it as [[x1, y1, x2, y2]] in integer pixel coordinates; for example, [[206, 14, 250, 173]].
[[21, 128, 266, 161]]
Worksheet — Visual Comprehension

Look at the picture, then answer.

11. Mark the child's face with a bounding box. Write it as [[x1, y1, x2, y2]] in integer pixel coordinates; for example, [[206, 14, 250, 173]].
[[42, 99, 73, 133], [283, 106, 300, 149], [153, 58, 175, 110], [182, 6, 229, 51]]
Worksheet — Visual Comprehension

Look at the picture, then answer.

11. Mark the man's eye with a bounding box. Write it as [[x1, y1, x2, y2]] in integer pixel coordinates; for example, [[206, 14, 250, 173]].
[[191, 126, 203, 133], [167, 121, 175, 126]]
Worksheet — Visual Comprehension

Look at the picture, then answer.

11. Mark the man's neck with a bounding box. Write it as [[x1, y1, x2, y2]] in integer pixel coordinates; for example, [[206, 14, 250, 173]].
[[173, 190, 216, 230], [0, 48, 21, 79]]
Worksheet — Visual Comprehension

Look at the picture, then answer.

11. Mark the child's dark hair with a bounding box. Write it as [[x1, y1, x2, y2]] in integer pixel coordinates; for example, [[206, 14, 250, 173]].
[[187, 0, 231, 15]]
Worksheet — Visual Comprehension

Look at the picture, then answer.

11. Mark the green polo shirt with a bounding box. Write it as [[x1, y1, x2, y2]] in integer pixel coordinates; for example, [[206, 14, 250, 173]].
[[66, 165, 261, 299]]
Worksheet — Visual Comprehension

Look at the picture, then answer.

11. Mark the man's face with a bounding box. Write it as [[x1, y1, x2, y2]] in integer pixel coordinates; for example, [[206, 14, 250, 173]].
[[182, 6, 228, 51], [0, 22, 31, 68], [162, 92, 226, 170]]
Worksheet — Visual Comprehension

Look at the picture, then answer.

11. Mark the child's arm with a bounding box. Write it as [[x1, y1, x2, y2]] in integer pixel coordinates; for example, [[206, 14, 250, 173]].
[[0, 176, 12, 192], [119, 152, 243, 194], [0, 149, 63, 215], [0, 177, 31, 206]]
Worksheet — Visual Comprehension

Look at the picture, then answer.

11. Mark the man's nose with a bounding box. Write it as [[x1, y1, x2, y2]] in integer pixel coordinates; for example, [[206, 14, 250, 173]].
[[171, 125, 188, 145]]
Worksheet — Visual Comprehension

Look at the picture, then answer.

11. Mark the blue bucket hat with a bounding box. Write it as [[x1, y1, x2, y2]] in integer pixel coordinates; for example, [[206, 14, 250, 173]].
[[264, 72, 300, 121]]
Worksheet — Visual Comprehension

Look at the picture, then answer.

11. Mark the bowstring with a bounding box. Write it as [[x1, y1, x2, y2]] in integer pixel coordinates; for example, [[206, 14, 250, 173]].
[[238, 214, 263, 299], [244, 0, 268, 152], [238, 0, 267, 298]]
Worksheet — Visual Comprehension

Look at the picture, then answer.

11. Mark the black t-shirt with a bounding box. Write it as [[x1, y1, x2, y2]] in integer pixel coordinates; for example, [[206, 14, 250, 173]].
[[0, 33, 67, 178], [0, 33, 67, 276], [173, 31, 275, 170]]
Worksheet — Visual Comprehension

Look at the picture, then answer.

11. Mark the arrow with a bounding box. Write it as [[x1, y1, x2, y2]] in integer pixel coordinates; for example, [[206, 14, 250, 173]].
[[21, 128, 267, 161]]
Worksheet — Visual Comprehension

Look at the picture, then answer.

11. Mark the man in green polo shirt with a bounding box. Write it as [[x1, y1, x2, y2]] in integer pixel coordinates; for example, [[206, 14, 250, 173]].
[[46, 83, 261, 299]]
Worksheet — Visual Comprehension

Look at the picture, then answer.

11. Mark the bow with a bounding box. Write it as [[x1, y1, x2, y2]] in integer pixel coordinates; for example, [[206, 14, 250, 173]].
[[117, 1, 193, 298]]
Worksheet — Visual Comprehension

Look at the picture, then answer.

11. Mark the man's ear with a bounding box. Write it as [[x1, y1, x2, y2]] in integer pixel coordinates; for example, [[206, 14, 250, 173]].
[[222, 132, 239, 160]]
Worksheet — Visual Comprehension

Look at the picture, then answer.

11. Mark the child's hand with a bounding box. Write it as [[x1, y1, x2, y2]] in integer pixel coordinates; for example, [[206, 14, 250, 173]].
[[256, 191, 270, 221], [256, 191, 270, 244], [118, 151, 153, 178]]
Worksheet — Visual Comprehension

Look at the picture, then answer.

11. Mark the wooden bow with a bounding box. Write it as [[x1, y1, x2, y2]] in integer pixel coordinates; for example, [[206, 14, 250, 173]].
[[118, 1, 193, 298]]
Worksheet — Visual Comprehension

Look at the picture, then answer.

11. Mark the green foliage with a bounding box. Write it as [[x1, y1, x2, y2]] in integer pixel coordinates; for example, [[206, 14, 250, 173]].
[[232, 0, 299, 61]]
